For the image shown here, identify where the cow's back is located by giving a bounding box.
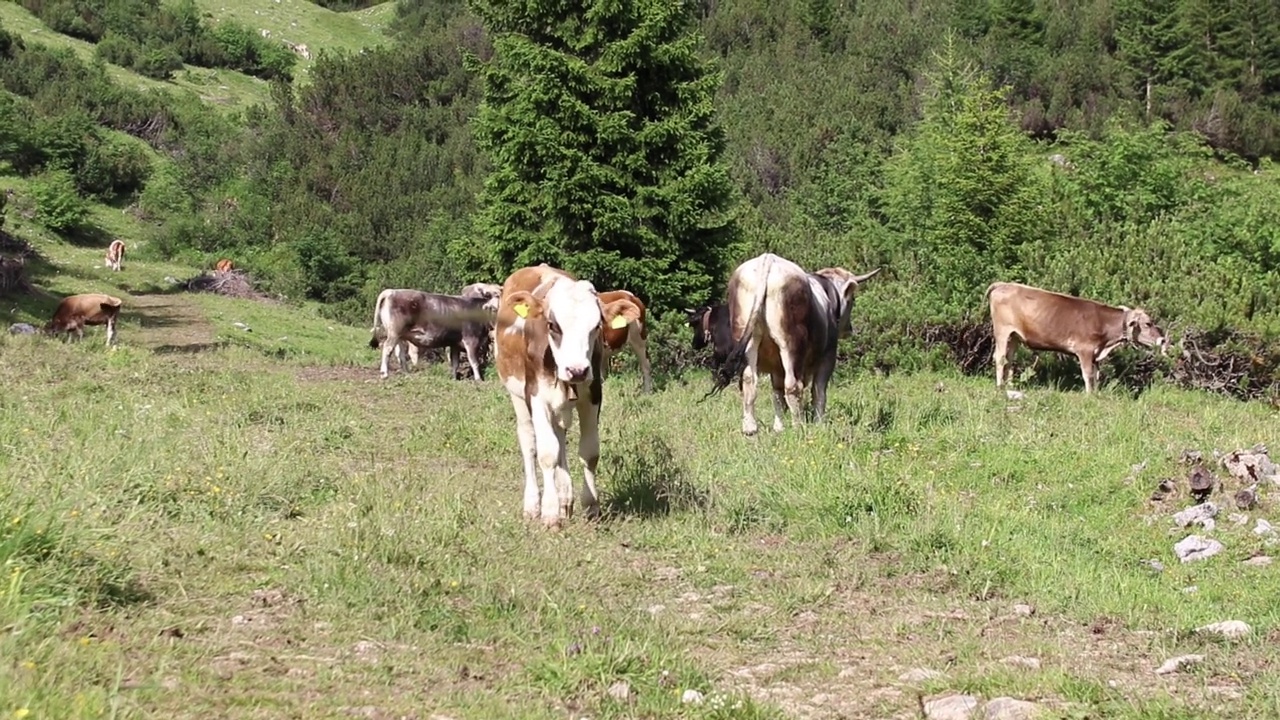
[988,282,1116,351]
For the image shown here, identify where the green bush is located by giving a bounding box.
[94,31,138,68]
[31,169,88,233]
[76,135,153,199]
[137,163,193,220]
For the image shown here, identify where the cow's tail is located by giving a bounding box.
[703,255,773,401]
[369,290,391,349]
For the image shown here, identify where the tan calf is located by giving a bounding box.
[105,240,125,272]
[987,281,1169,393]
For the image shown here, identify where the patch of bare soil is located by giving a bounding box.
[295,365,379,384]
[640,550,1257,720]
[127,293,220,354]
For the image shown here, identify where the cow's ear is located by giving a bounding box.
[506,291,544,322]
[602,299,641,329]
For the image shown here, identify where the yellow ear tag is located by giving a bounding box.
[609,315,629,329]
[513,303,529,318]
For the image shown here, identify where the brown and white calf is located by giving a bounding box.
[708,253,879,435]
[597,289,653,393]
[986,281,1169,393]
[46,293,123,347]
[105,240,125,272]
[215,258,234,273]
[494,265,641,529]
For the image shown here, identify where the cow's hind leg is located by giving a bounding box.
[769,370,787,433]
[511,395,541,520]
[777,348,805,430]
[575,393,602,521]
[106,316,117,347]
[994,331,1020,387]
[379,338,396,378]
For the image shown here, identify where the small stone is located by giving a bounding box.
[1228,513,1250,526]
[1234,487,1258,510]
[681,689,704,705]
[984,697,1042,720]
[897,668,944,683]
[231,615,248,625]
[923,694,980,720]
[1173,502,1218,528]
[1254,519,1274,536]
[607,681,631,702]
[1001,655,1041,670]
[1142,558,1166,573]
[1155,654,1204,675]
[1174,535,1224,563]
[1243,555,1273,566]
[1012,603,1035,616]
[1005,390,1024,401]
[1182,586,1198,594]
[1196,620,1251,640]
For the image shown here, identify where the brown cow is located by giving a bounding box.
[708,253,879,435]
[597,289,653,393]
[105,240,125,272]
[215,258,234,273]
[46,293,123,347]
[494,265,641,529]
[986,281,1169,393]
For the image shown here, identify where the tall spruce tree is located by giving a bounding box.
[464,0,741,312]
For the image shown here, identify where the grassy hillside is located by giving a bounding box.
[4,189,1280,719]
[0,0,394,111]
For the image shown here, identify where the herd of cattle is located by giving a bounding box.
[367,252,1170,528]
[13,244,1172,530]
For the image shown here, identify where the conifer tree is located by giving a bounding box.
[464,0,741,311]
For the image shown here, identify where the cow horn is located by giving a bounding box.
[852,268,881,284]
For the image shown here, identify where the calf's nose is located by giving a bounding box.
[563,364,591,382]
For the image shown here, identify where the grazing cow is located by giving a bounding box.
[494,265,641,529]
[986,281,1170,393]
[598,289,653,393]
[105,240,125,272]
[685,304,733,370]
[46,293,123,347]
[215,258,234,273]
[369,289,493,380]
[708,253,880,435]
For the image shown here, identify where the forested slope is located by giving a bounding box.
[3,0,1280,387]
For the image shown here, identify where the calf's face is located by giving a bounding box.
[509,281,640,384]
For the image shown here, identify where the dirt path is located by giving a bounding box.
[125,291,222,354]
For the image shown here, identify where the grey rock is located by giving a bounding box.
[1243,555,1273,567]
[984,697,1043,720]
[1012,603,1036,616]
[1196,620,1251,640]
[923,695,980,720]
[1173,502,1218,529]
[1154,654,1204,675]
[1174,535,1224,563]
[1005,390,1025,401]
[7,322,36,335]
[1254,519,1274,536]
[607,680,632,702]
[680,689,704,705]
